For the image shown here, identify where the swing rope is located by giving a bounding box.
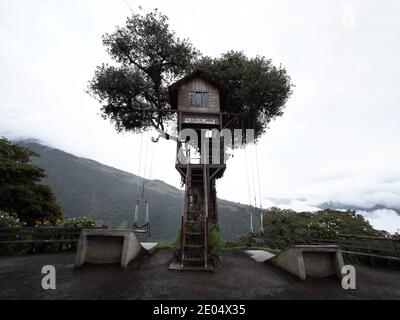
[243,118,265,234]
[249,142,257,213]
[254,142,264,233]
[243,119,254,233]
[133,132,144,226]
[133,127,153,235]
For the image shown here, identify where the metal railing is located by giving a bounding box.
[0,226,107,248]
[311,235,400,262]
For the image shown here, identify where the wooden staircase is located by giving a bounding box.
[180,164,210,269]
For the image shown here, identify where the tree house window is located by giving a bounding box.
[189,91,209,107]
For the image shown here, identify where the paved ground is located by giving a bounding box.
[1,249,399,300]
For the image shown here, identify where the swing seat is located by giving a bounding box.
[133,228,148,234]
[133,229,148,234]
[133,200,150,235]
[133,223,150,235]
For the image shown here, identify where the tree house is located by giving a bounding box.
[169,71,231,270]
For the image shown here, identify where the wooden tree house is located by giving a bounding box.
[168,71,238,270]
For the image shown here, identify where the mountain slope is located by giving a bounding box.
[18,140,256,241]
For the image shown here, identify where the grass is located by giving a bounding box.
[156,241,175,250]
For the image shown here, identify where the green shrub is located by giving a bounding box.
[0,211,26,254]
[63,216,96,228]
[257,207,386,250]
[168,224,225,258]
[0,210,25,227]
[170,228,181,249]
[227,207,391,251]
[208,225,224,257]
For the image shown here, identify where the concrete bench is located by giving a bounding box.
[75,229,143,269]
[269,245,344,281]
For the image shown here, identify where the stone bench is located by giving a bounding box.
[75,229,143,269]
[269,245,344,281]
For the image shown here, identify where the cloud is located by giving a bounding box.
[358,209,400,234]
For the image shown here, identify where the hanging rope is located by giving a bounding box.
[145,137,155,201]
[132,129,152,236]
[133,132,144,226]
[243,119,254,233]
[254,142,264,233]
[122,0,134,14]
[145,201,149,224]
[134,202,139,225]
[139,135,149,204]
[248,145,258,234]
[142,134,149,184]
[149,137,155,180]
[254,143,262,209]
[136,133,144,202]
[249,142,258,212]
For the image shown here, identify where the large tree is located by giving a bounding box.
[0,138,62,225]
[192,52,292,140]
[88,9,293,143]
[89,9,198,134]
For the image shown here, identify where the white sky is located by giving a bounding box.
[1,0,400,233]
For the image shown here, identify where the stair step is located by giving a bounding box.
[186,210,204,214]
[183,257,205,263]
[185,220,204,225]
[184,244,204,248]
[187,189,202,193]
[185,232,204,236]
[186,217,202,221]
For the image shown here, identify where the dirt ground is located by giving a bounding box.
[1,249,399,300]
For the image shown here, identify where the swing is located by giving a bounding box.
[132,129,154,237]
[133,199,150,235]
[243,118,264,234]
[133,167,151,236]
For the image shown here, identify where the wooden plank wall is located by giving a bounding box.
[177,78,220,113]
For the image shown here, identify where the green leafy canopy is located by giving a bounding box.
[0,138,62,225]
[88,9,294,143]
